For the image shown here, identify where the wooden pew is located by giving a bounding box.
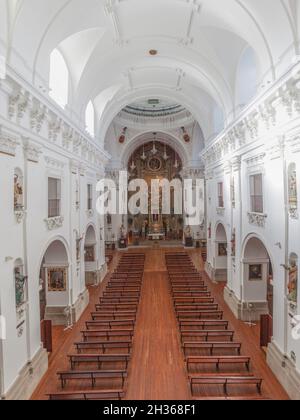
[99,297,139,304]
[103,291,140,298]
[172,287,208,293]
[179,320,229,331]
[48,390,124,400]
[177,310,223,320]
[91,311,137,321]
[181,330,235,343]
[186,356,251,373]
[174,298,215,305]
[95,303,138,311]
[57,370,127,389]
[81,329,134,342]
[68,354,131,370]
[74,340,132,354]
[189,375,263,397]
[182,342,242,356]
[86,320,136,330]
[175,304,219,311]
[173,292,210,298]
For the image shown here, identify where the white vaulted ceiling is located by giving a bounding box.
[1,0,299,143]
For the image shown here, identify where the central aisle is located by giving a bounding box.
[126,249,190,400]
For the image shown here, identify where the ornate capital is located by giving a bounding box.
[23,139,42,163]
[0,127,20,156]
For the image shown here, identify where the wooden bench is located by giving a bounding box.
[48,390,124,400]
[189,375,263,397]
[175,304,219,312]
[74,340,132,354]
[183,342,242,356]
[181,330,235,343]
[81,329,134,341]
[179,320,229,330]
[86,320,136,330]
[57,369,127,389]
[172,285,207,293]
[91,311,137,321]
[177,311,223,320]
[186,356,251,373]
[174,292,211,299]
[95,303,138,311]
[106,285,141,291]
[103,291,140,298]
[99,297,139,304]
[173,292,211,298]
[68,354,131,370]
[174,298,215,305]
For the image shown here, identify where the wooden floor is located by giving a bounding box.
[32,247,289,400]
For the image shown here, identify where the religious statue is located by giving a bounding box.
[184,225,192,239]
[120,224,127,239]
[15,268,27,307]
[287,264,298,303]
[14,175,23,210]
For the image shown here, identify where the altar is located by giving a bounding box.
[148,233,164,241]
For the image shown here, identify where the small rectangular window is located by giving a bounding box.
[250,174,263,213]
[218,182,224,208]
[87,184,93,210]
[48,178,61,218]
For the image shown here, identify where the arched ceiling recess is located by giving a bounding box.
[98,87,223,144]
[118,131,191,168]
[1,0,299,143]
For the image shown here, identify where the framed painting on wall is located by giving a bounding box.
[47,268,67,292]
[249,264,263,281]
[85,246,95,262]
[218,243,227,257]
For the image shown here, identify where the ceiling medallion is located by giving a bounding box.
[149,49,158,56]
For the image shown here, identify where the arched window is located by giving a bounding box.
[236,46,257,110]
[288,163,298,218]
[85,101,95,137]
[49,49,69,108]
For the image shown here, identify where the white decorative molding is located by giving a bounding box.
[0,129,20,156]
[15,209,26,224]
[289,208,299,220]
[248,212,267,227]
[86,209,94,218]
[245,153,266,167]
[44,216,64,231]
[216,207,225,216]
[44,156,65,170]
[23,139,42,163]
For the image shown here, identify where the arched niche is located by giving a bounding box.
[242,236,273,321]
[214,223,228,282]
[39,239,69,325]
[84,225,97,286]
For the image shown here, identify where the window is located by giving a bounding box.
[87,184,93,210]
[217,182,224,208]
[49,49,69,108]
[48,178,61,218]
[250,174,263,213]
[85,101,95,137]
